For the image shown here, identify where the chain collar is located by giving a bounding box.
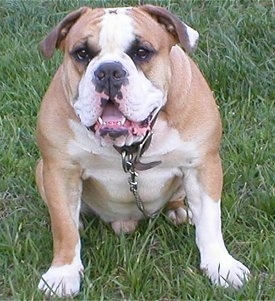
[113,109,162,218]
[119,130,160,218]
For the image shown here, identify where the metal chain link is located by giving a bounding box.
[121,149,158,218]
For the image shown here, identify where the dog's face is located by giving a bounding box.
[40,6,198,147]
[72,8,171,147]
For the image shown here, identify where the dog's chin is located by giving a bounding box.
[98,132,144,147]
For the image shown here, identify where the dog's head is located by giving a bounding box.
[40,5,199,147]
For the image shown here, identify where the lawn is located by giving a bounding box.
[0,0,274,300]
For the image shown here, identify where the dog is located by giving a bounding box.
[36,5,250,297]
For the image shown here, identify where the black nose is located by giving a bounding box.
[94,62,127,81]
[93,62,128,100]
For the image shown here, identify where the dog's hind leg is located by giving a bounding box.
[166,192,193,225]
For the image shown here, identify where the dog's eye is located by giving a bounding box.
[127,40,156,64]
[74,48,91,62]
[134,47,151,60]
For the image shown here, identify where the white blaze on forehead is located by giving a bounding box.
[99,8,135,53]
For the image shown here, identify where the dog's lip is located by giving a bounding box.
[89,102,156,136]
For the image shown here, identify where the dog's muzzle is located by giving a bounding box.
[89,61,158,142]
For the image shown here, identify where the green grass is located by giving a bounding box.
[0,0,274,300]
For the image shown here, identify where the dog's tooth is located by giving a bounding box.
[98,117,103,125]
[121,117,126,125]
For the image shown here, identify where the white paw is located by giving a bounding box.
[167,207,193,225]
[38,263,84,297]
[201,255,250,288]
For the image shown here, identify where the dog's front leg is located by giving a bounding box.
[36,159,83,297]
[184,153,250,288]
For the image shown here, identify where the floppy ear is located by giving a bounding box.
[39,7,89,59]
[140,5,199,53]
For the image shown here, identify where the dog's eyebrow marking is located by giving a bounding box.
[99,8,135,53]
[108,9,117,14]
[71,40,100,57]
[126,38,156,64]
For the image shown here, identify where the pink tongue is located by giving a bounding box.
[101,103,124,122]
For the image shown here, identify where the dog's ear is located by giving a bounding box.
[39,7,89,59]
[140,5,199,53]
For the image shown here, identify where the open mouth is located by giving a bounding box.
[90,101,156,140]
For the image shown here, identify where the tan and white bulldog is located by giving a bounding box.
[36,5,250,297]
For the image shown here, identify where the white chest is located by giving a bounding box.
[67,119,200,221]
